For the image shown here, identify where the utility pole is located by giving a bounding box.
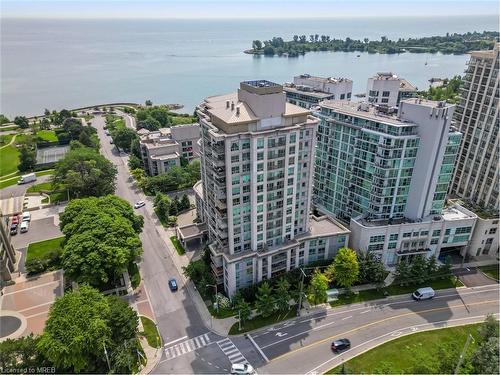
[454,334,474,374]
[103,342,111,371]
[238,310,242,331]
[296,268,306,317]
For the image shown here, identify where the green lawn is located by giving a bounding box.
[479,265,499,281]
[229,309,297,335]
[326,324,482,374]
[170,115,197,125]
[27,237,64,262]
[0,145,19,177]
[208,305,238,319]
[170,236,186,255]
[27,181,53,193]
[139,316,161,348]
[330,289,387,307]
[36,130,58,142]
[0,134,14,146]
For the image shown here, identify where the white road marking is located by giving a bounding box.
[342,315,352,320]
[164,336,187,346]
[248,333,269,362]
[313,321,336,331]
[217,338,250,365]
[275,332,288,337]
[163,333,213,361]
[360,310,371,314]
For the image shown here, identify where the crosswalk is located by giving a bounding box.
[164,333,212,360]
[217,338,249,365]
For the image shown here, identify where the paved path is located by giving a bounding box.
[454,266,498,287]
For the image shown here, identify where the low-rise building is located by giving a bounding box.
[349,204,477,265]
[367,72,417,107]
[139,123,200,176]
[284,74,352,108]
[0,212,17,282]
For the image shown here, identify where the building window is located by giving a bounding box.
[489,228,497,235]
[389,233,398,241]
[432,230,441,237]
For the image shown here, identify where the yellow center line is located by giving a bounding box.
[271,299,498,362]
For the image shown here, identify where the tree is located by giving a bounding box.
[107,295,139,343]
[128,154,142,170]
[252,40,262,50]
[145,100,153,106]
[357,252,386,285]
[394,260,412,285]
[255,282,275,318]
[130,138,142,159]
[154,194,171,222]
[426,255,439,279]
[180,193,191,211]
[137,116,161,131]
[0,335,48,370]
[0,114,10,125]
[438,255,453,278]
[330,247,359,290]
[38,285,112,372]
[236,298,252,326]
[471,337,499,374]
[274,278,292,312]
[130,167,146,182]
[14,116,29,129]
[307,270,329,305]
[263,46,275,56]
[169,198,178,215]
[61,215,142,287]
[113,127,137,152]
[409,255,427,284]
[18,145,36,172]
[54,147,117,197]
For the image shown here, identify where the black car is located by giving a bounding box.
[331,338,351,352]
[10,223,18,235]
[168,278,178,291]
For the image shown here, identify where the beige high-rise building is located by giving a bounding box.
[451,44,499,211]
[195,80,350,296]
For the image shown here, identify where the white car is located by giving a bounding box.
[20,221,29,233]
[231,363,254,374]
[134,201,146,209]
[22,212,31,222]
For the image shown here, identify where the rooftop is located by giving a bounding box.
[295,74,353,84]
[296,215,350,239]
[283,85,336,99]
[400,79,418,92]
[372,72,399,80]
[320,100,415,127]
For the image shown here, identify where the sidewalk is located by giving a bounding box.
[139,336,162,374]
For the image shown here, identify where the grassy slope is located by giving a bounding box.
[327,324,482,374]
[479,265,499,281]
[36,130,58,142]
[0,144,19,177]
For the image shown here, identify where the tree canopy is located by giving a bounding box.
[60,196,143,288]
[112,127,137,152]
[54,147,117,197]
[327,247,359,289]
[38,285,140,373]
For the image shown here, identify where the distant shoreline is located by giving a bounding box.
[246,31,498,57]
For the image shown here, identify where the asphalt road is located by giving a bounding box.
[250,285,499,374]
[93,115,251,374]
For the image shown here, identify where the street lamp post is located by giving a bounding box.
[206,283,218,313]
[297,268,307,317]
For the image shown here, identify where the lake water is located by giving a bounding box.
[1,16,498,117]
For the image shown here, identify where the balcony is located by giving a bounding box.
[396,248,431,256]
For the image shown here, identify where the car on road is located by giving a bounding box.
[331,338,351,352]
[231,363,254,374]
[20,221,29,233]
[134,201,146,209]
[10,224,18,235]
[22,212,31,222]
[412,287,435,301]
[168,278,178,291]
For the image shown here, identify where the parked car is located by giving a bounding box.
[22,212,31,222]
[20,221,29,233]
[231,363,254,375]
[331,338,351,352]
[168,278,178,291]
[10,224,18,235]
[11,215,19,225]
[134,201,146,209]
[412,287,435,301]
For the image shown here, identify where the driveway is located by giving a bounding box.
[11,208,64,250]
[454,267,498,287]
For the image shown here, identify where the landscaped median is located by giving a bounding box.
[139,316,162,348]
[170,235,186,255]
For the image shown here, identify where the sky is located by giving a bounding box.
[1,0,498,19]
